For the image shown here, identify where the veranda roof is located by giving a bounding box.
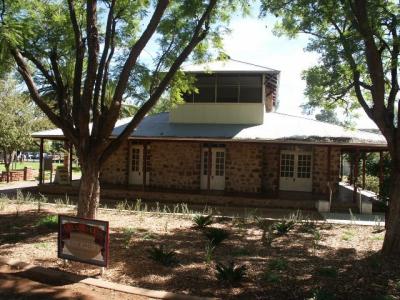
[32,112,387,147]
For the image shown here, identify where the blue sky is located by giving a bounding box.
[220,11,377,129]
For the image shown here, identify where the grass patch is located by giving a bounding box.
[36,215,58,230]
[34,242,50,249]
[341,229,355,241]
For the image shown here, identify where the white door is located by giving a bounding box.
[200,147,226,190]
[279,150,312,192]
[129,145,150,185]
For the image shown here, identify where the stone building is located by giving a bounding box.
[33,59,387,210]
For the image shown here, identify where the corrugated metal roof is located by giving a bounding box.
[181,59,279,73]
[32,112,387,146]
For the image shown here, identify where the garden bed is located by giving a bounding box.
[0,198,399,299]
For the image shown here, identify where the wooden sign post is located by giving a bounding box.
[58,215,109,268]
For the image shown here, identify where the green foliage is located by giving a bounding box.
[268,258,288,271]
[272,220,295,235]
[0,79,34,170]
[215,261,246,284]
[260,0,399,130]
[192,214,213,229]
[205,242,215,264]
[122,227,136,249]
[147,245,177,267]
[36,215,58,230]
[204,227,229,246]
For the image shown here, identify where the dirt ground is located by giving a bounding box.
[0,200,399,300]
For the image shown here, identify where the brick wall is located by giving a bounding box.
[312,146,341,194]
[0,168,35,182]
[99,139,342,196]
[100,140,129,185]
[262,144,280,193]
[149,141,201,189]
[225,143,263,193]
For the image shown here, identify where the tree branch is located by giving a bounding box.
[80,0,99,142]
[20,50,56,89]
[11,48,77,145]
[101,0,217,162]
[92,0,115,137]
[67,0,85,129]
[100,0,170,137]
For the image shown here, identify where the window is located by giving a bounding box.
[131,148,140,172]
[215,151,225,176]
[203,151,209,176]
[280,154,294,178]
[145,148,151,172]
[239,75,262,103]
[183,73,263,103]
[297,154,312,178]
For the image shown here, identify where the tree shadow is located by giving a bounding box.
[0,210,58,246]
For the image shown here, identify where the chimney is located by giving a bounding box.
[265,88,274,112]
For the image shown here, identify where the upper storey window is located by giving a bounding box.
[183,74,262,103]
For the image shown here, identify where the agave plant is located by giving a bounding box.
[272,220,295,235]
[204,227,229,246]
[215,261,246,284]
[192,214,213,229]
[147,245,177,267]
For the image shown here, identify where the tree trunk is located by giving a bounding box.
[77,161,100,219]
[382,168,400,256]
[3,149,13,183]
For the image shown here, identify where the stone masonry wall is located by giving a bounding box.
[262,144,280,193]
[150,141,201,190]
[312,146,341,194]
[225,143,263,193]
[100,140,129,185]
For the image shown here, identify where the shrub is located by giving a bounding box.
[215,261,246,284]
[268,258,288,271]
[272,220,295,235]
[299,218,318,233]
[315,266,338,278]
[255,217,275,247]
[147,245,176,266]
[205,242,215,264]
[37,215,58,230]
[192,214,213,229]
[122,227,136,249]
[204,228,229,246]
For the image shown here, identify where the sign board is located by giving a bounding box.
[58,215,109,267]
[54,167,70,185]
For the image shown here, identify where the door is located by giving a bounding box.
[211,148,225,190]
[200,147,226,190]
[129,144,150,185]
[279,149,312,192]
